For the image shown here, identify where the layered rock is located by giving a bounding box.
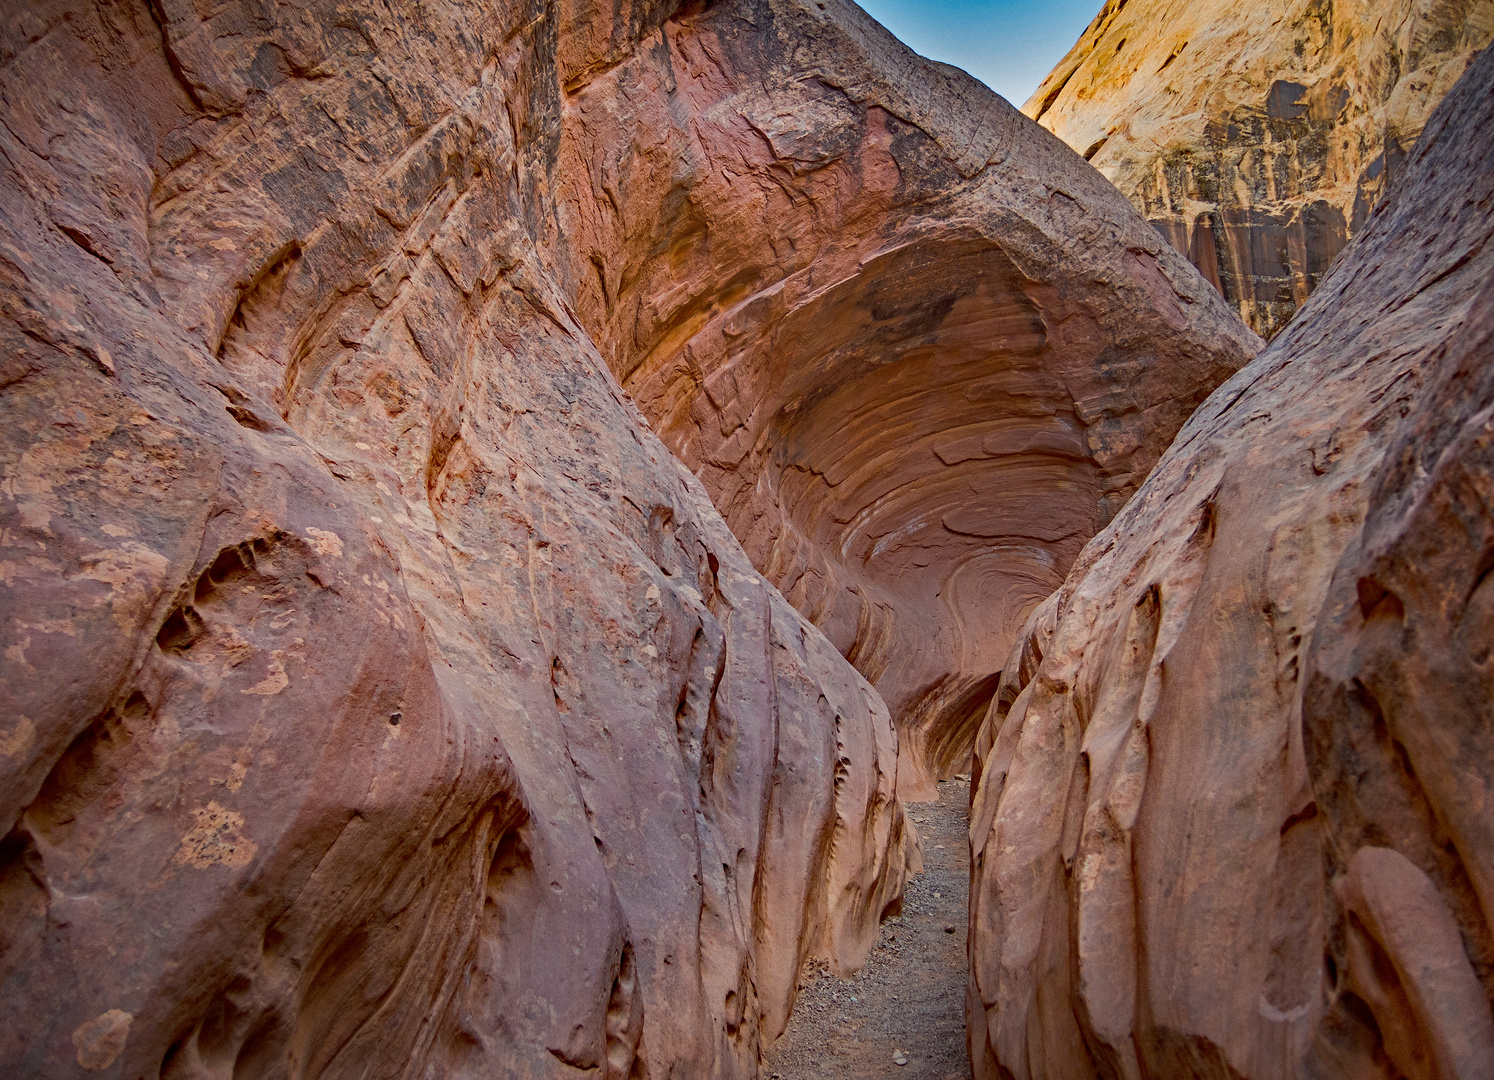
[1025,0,1494,338]
[0,2,917,1076]
[548,0,1259,795]
[971,45,1494,1079]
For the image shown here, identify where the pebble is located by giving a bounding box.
[892,1049,908,1066]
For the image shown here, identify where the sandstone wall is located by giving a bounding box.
[547,0,1259,795]
[1025,0,1494,339]
[0,2,916,1076]
[972,44,1494,1079]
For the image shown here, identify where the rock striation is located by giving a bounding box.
[549,0,1259,796]
[0,1,920,1076]
[1025,0,1494,339]
[972,44,1494,1080]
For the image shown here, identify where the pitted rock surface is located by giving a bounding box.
[1026,0,1494,339]
[0,2,918,1077]
[550,0,1258,796]
[971,46,1494,1080]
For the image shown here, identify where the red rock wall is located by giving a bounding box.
[970,45,1494,1079]
[0,2,915,1076]
[546,0,1260,796]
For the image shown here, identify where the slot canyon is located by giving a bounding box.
[0,1,1490,1079]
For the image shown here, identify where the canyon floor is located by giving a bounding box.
[763,778,972,1080]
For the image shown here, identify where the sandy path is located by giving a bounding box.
[762,777,972,1079]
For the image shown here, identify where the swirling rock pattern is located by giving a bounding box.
[971,46,1494,1080]
[1026,0,1494,339]
[0,1,916,1076]
[549,0,1259,796]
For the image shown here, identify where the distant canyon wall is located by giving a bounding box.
[1026,0,1494,338]
[549,0,1258,796]
[972,44,1494,1080]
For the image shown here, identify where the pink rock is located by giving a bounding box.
[550,1,1257,798]
[0,2,917,1075]
[970,45,1494,1080]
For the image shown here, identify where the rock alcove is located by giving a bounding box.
[551,0,1256,796]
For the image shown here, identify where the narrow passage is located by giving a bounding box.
[763,777,972,1079]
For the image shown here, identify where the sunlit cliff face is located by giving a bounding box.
[1023,0,1494,338]
[550,0,1258,794]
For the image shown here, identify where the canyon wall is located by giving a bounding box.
[547,0,1259,795]
[0,2,919,1077]
[1025,0,1494,339]
[971,44,1494,1080]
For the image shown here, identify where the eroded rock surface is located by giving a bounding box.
[971,45,1494,1079]
[0,2,916,1076]
[1025,0,1494,338]
[549,0,1259,795]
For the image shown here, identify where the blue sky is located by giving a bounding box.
[855,0,1102,107]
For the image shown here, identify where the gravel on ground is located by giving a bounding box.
[760,777,972,1079]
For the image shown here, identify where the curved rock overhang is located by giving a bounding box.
[546,0,1261,795]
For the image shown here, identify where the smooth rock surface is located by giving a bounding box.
[550,0,1259,795]
[1025,0,1494,338]
[972,45,1494,1079]
[0,2,916,1077]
